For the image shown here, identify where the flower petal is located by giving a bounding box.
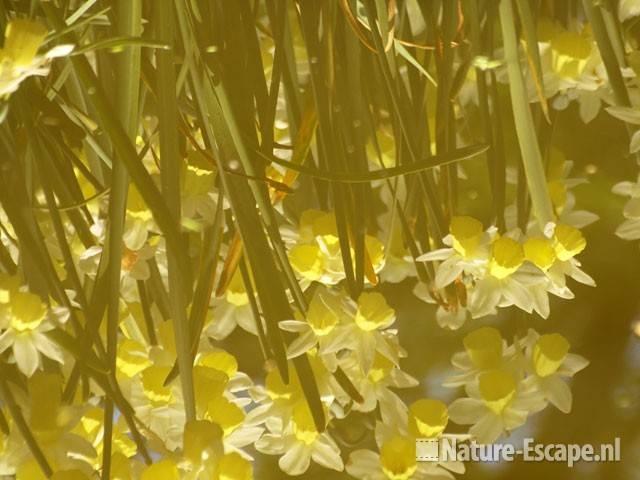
[13,335,39,376]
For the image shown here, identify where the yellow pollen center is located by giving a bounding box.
[380,436,417,480]
[533,333,570,377]
[355,292,394,332]
[292,402,319,445]
[450,216,483,257]
[463,327,503,369]
[554,224,586,261]
[307,290,339,336]
[408,398,449,438]
[479,370,517,414]
[524,237,556,270]
[489,237,524,279]
[367,353,395,383]
[9,291,46,333]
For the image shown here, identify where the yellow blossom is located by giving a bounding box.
[367,353,395,383]
[524,237,556,270]
[140,459,179,480]
[289,244,324,281]
[183,420,223,466]
[206,396,245,437]
[354,292,394,332]
[215,452,253,480]
[489,236,524,279]
[116,338,151,378]
[533,333,570,377]
[463,326,503,369]
[408,399,448,438]
[450,216,483,257]
[199,350,238,379]
[141,365,173,405]
[554,224,586,261]
[292,402,319,445]
[479,370,517,414]
[380,435,417,480]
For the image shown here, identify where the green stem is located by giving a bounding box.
[156,0,196,422]
[0,379,52,478]
[499,0,554,227]
[103,2,142,476]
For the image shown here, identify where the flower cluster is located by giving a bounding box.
[0,7,606,480]
[447,327,588,444]
[414,216,593,328]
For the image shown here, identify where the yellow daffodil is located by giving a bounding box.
[408,399,449,438]
[0,291,64,376]
[0,20,73,98]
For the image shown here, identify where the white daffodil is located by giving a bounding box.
[180,149,221,224]
[0,19,73,98]
[346,414,464,480]
[466,235,544,319]
[376,186,417,284]
[619,0,640,21]
[521,330,589,413]
[337,351,418,425]
[612,174,640,240]
[547,158,599,228]
[78,217,156,302]
[278,284,354,359]
[412,282,468,330]
[246,358,335,435]
[0,290,66,376]
[255,402,344,476]
[207,268,257,340]
[448,368,546,444]
[416,216,493,291]
[323,291,400,373]
[282,209,385,287]
[542,222,595,290]
[443,326,519,388]
[282,289,400,373]
[123,184,157,252]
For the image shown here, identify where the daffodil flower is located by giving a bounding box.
[72,407,137,470]
[0,20,73,99]
[181,149,223,224]
[612,174,640,240]
[346,417,465,480]
[78,217,156,302]
[504,155,598,232]
[619,0,640,21]
[207,268,257,340]
[416,216,493,291]
[178,420,225,479]
[412,282,469,330]
[542,222,595,290]
[255,402,344,476]
[283,209,385,287]
[376,188,417,284]
[338,351,418,426]
[443,326,519,388]
[448,369,546,444]
[278,284,353,358]
[10,373,97,474]
[281,289,400,373]
[521,330,589,413]
[0,290,66,377]
[466,235,545,319]
[246,357,335,434]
